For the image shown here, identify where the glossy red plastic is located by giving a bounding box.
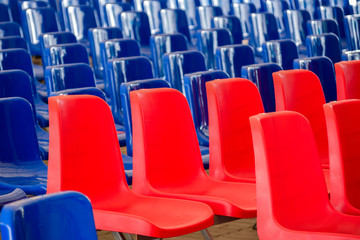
[273,69,329,168]
[131,88,257,218]
[335,60,360,100]
[324,99,360,215]
[206,78,264,183]
[250,111,360,239]
[47,95,214,238]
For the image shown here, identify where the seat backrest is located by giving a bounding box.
[0,191,97,240]
[160,9,191,42]
[317,6,345,39]
[241,63,283,112]
[232,3,256,39]
[0,3,12,22]
[212,16,243,44]
[20,1,49,11]
[307,19,340,39]
[206,78,264,180]
[262,39,299,70]
[131,88,207,190]
[48,43,89,67]
[294,56,337,102]
[163,50,207,93]
[250,111,330,233]
[283,9,311,46]
[120,79,170,156]
[59,0,91,31]
[99,0,131,27]
[212,0,232,15]
[344,15,360,51]
[143,0,162,35]
[121,11,151,45]
[297,0,320,18]
[324,99,360,213]
[216,44,255,78]
[45,63,96,96]
[196,5,223,30]
[104,2,132,28]
[265,0,289,35]
[0,36,28,51]
[0,22,22,38]
[342,49,360,60]
[335,60,360,100]
[306,33,341,64]
[48,95,130,200]
[273,69,328,166]
[167,0,198,29]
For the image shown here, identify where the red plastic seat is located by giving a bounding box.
[335,60,360,100]
[47,95,214,238]
[206,78,264,183]
[250,111,360,239]
[324,99,360,215]
[130,88,257,219]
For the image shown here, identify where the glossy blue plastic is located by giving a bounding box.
[143,0,162,35]
[120,79,170,156]
[49,87,106,98]
[0,191,97,240]
[265,0,289,35]
[19,1,49,10]
[262,39,299,70]
[134,0,167,11]
[250,13,280,54]
[167,0,198,30]
[0,189,26,208]
[88,27,123,78]
[98,0,131,27]
[0,36,28,51]
[232,3,256,40]
[196,6,223,30]
[47,43,90,67]
[342,49,360,60]
[317,6,345,39]
[211,0,232,15]
[0,22,22,37]
[306,33,341,64]
[298,0,320,18]
[329,0,351,14]
[163,50,207,93]
[150,33,188,78]
[294,56,337,102]
[59,0,91,31]
[107,56,153,125]
[307,19,340,39]
[184,70,229,147]
[211,16,243,44]
[0,3,11,22]
[0,0,20,23]
[344,15,360,51]
[215,44,255,78]
[160,8,191,42]
[121,11,151,45]
[283,9,311,46]
[241,63,283,112]
[0,97,47,195]
[197,28,232,70]
[104,2,132,28]
[20,7,60,55]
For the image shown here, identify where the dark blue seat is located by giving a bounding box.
[241,63,283,112]
[0,97,47,195]
[98,0,131,27]
[262,39,299,70]
[121,11,151,46]
[184,70,229,148]
[0,36,28,50]
[298,0,320,18]
[211,0,232,15]
[167,0,198,31]
[293,56,337,102]
[0,3,12,22]
[344,14,360,51]
[0,22,22,38]
[160,8,192,42]
[143,0,163,35]
[103,2,132,28]
[342,49,360,60]
[196,5,223,30]
[265,0,289,36]
[232,2,256,40]
[317,6,345,39]
[134,0,167,11]
[0,191,97,240]
[211,16,243,44]
[59,0,92,31]
[0,0,20,23]
[163,50,207,93]
[283,9,311,47]
[19,1,49,11]
[306,33,341,63]
[0,189,26,208]
[197,28,232,69]
[88,27,123,78]
[150,33,188,78]
[307,19,340,39]
[46,43,90,67]
[215,44,255,78]
[329,0,351,15]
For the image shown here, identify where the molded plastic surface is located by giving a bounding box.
[160,9,191,42]
[99,1,131,27]
[307,19,340,38]
[317,6,345,39]
[0,3,11,22]
[207,78,264,183]
[0,22,22,37]
[121,11,151,45]
[196,5,223,30]
[344,15,360,50]
[104,2,132,28]
[232,3,256,39]
[335,60,360,100]
[283,10,311,46]
[47,94,214,238]
[0,36,28,51]
[47,43,90,67]
[306,33,341,64]
[212,16,243,44]
[265,0,289,35]
[342,50,360,60]
[0,189,26,207]
[59,0,92,31]
[262,39,299,70]
[143,0,162,35]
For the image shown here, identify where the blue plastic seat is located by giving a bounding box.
[0,97,47,195]
[134,0,167,11]
[46,43,90,67]
[0,191,97,240]
[211,16,243,44]
[211,0,232,15]
[150,33,188,78]
[163,50,207,93]
[88,27,123,78]
[0,36,28,51]
[232,3,256,40]
[265,0,289,36]
[283,9,311,47]
[20,7,60,56]
[306,33,341,63]
[0,0,19,23]
[196,5,223,30]
[143,0,163,35]
[0,189,26,208]
[298,0,320,18]
[215,44,255,78]
[329,0,352,14]
[0,3,12,22]
[294,56,337,102]
[307,19,340,39]
[184,70,229,147]
[59,0,91,31]
[104,2,132,28]
[344,14,360,51]
[250,13,280,54]
[98,0,131,27]
[19,1,49,11]
[0,22,22,38]
[342,49,360,60]
[121,11,151,46]
[317,6,345,39]
[160,8,192,42]
[262,39,299,70]
[167,0,198,31]
[241,63,283,112]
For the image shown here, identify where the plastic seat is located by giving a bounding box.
[283,9,311,47]
[167,0,198,31]
[150,33,188,78]
[344,15,360,51]
[329,0,352,14]
[250,110,360,240]
[0,22,22,38]
[143,0,162,35]
[342,50,360,60]
[250,13,280,54]
[104,2,132,28]
[163,50,207,93]
[197,28,232,69]
[211,16,243,44]
[99,0,131,27]
[232,3,256,40]
[211,0,231,15]
[262,39,299,70]
[265,0,289,36]
[196,6,223,30]
[240,0,264,12]
[307,19,340,39]
[121,11,151,46]
[88,27,123,78]
[47,94,214,238]
[0,3,12,22]
[0,36,28,51]
[130,88,257,218]
[59,0,91,31]
[0,191,97,240]
[46,43,90,67]
[0,189,27,208]
[215,44,255,78]
[294,56,337,102]
[19,1,49,11]
[306,33,342,64]
[298,0,320,18]
[206,78,264,183]
[317,6,345,39]
[160,9,192,42]
[334,60,360,100]
[241,63,283,112]
[324,99,360,215]
[134,0,167,11]
[273,69,329,168]
[0,97,47,195]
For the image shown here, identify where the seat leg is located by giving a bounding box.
[253,222,257,230]
[201,229,214,240]
[136,235,162,240]
[112,232,128,240]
